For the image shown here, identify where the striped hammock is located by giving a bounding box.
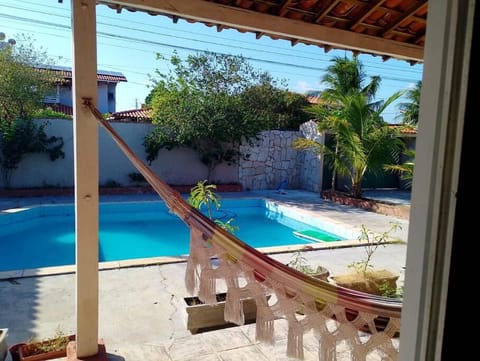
[86,100,402,360]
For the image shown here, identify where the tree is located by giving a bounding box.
[384,148,415,189]
[144,52,309,180]
[396,80,421,125]
[0,35,53,120]
[239,83,310,131]
[305,56,381,191]
[321,55,380,101]
[0,35,64,187]
[293,56,405,198]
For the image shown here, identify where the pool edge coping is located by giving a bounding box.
[0,238,401,280]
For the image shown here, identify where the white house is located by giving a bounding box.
[38,65,127,115]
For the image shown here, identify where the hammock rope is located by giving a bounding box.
[84,99,402,360]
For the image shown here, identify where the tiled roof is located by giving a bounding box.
[389,124,417,135]
[36,65,127,83]
[107,108,153,122]
[104,0,427,63]
[306,95,322,105]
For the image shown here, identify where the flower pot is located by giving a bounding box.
[331,269,399,296]
[184,293,264,334]
[0,329,8,361]
[17,335,75,361]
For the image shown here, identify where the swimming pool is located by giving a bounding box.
[0,198,346,272]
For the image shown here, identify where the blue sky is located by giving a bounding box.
[0,0,423,123]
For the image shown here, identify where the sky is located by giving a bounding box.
[0,0,424,123]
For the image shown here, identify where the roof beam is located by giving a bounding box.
[98,0,423,61]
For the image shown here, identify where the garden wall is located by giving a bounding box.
[0,119,324,192]
[238,121,323,191]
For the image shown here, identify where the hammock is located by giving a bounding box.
[85,100,402,360]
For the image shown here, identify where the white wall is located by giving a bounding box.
[0,119,237,189]
[1,119,321,190]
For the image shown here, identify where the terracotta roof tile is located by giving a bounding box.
[107,108,153,122]
[36,65,127,83]
[389,124,417,135]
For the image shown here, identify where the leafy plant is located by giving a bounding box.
[384,148,415,189]
[144,51,309,180]
[23,329,73,356]
[396,80,422,125]
[348,222,402,275]
[188,180,239,234]
[0,118,64,187]
[378,281,404,298]
[0,35,65,187]
[287,250,329,278]
[0,34,56,120]
[32,107,72,120]
[292,56,405,198]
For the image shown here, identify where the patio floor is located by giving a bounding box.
[0,190,409,360]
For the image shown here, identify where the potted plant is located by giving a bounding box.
[184,180,245,333]
[286,249,330,281]
[10,330,75,361]
[331,223,402,296]
[188,180,239,233]
[0,329,7,361]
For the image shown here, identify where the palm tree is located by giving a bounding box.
[304,56,377,191]
[384,148,415,189]
[293,56,405,198]
[397,80,422,125]
[321,55,380,101]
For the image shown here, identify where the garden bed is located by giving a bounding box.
[321,190,410,219]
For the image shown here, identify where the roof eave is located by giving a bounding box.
[98,0,424,62]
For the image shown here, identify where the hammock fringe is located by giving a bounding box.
[224,288,245,325]
[255,305,275,344]
[287,323,305,360]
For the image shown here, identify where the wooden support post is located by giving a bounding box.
[71,0,99,357]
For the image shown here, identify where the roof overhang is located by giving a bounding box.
[98,0,425,63]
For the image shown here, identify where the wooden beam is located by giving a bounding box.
[98,0,423,61]
[72,0,99,357]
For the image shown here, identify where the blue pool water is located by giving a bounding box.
[0,199,344,271]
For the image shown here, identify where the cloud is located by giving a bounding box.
[292,80,320,94]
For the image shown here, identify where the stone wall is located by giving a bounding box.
[238,130,301,190]
[238,122,323,192]
[298,120,324,193]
